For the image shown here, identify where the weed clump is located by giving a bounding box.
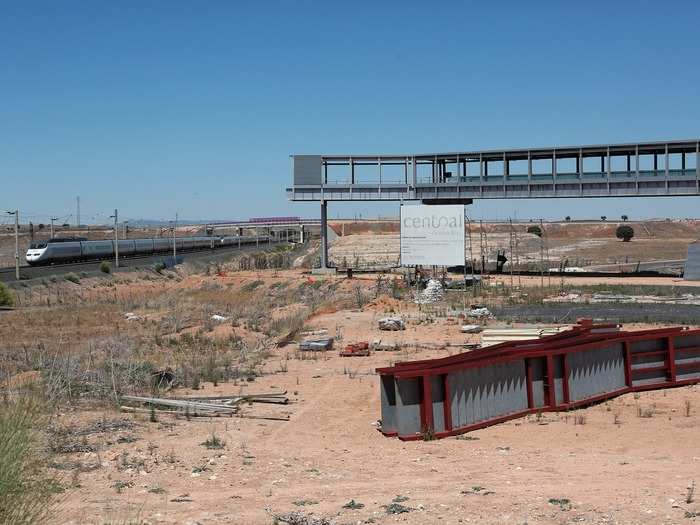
[0,282,15,307]
[99,261,111,274]
[201,432,225,450]
[0,398,61,524]
[64,273,80,284]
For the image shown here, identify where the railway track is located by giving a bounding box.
[0,240,288,283]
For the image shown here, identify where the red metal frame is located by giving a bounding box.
[378,323,700,440]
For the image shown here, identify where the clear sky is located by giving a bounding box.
[2,1,699,225]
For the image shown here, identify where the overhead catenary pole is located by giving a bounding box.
[50,216,58,239]
[111,209,119,268]
[7,210,20,280]
[173,213,178,262]
[76,196,80,229]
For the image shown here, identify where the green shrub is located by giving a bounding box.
[527,225,542,237]
[153,262,166,274]
[241,280,264,293]
[0,398,61,524]
[616,225,634,242]
[0,283,14,307]
[100,261,112,274]
[64,273,80,284]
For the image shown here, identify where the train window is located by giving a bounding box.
[29,242,47,249]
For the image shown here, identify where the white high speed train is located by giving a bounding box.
[25,235,268,266]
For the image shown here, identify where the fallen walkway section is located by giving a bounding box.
[377,321,700,440]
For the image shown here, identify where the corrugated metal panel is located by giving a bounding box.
[684,243,700,281]
[430,376,445,433]
[568,344,625,402]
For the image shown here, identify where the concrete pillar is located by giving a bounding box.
[320,201,328,268]
[300,224,305,244]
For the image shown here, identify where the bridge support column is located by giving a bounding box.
[320,200,329,268]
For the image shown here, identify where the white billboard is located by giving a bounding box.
[400,204,465,266]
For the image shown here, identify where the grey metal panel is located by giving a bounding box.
[380,375,397,435]
[395,378,422,437]
[677,370,700,381]
[133,239,154,253]
[530,358,546,408]
[568,344,626,401]
[675,351,700,366]
[46,242,83,260]
[293,155,323,185]
[430,376,445,433]
[81,240,113,257]
[685,243,700,281]
[117,240,135,256]
[450,361,528,426]
[450,370,460,427]
[630,339,666,353]
[632,368,668,386]
[674,334,700,349]
[153,239,171,251]
[631,354,665,369]
[553,356,565,404]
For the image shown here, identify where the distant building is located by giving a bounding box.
[684,242,700,280]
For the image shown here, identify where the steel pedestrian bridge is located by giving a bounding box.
[288,139,700,203]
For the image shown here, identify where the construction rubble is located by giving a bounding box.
[415,278,444,304]
[378,316,406,331]
[120,392,290,421]
[299,337,334,351]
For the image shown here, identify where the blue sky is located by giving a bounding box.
[1,1,699,225]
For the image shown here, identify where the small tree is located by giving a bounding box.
[565,216,571,222]
[616,225,634,242]
[621,214,629,222]
[527,225,543,237]
[601,216,607,221]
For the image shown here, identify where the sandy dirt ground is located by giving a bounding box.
[54,310,700,524]
[4,263,700,524]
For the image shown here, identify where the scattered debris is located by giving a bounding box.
[481,326,568,346]
[378,317,405,331]
[460,324,483,334]
[300,329,329,337]
[299,337,334,352]
[466,306,493,319]
[340,342,370,357]
[124,312,141,321]
[210,314,229,322]
[371,339,400,351]
[415,278,443,304]
[120,392,290,420]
